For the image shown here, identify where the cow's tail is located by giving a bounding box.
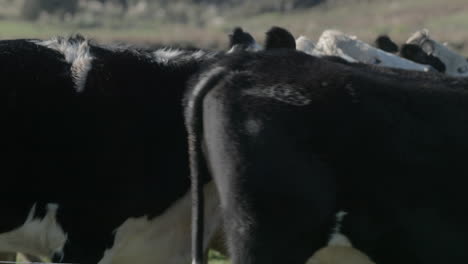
[185,66,227,264]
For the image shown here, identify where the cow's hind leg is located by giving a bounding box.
[203,86,338,264]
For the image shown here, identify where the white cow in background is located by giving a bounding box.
[296,34,358,62]
[296,30,434,72]
[406,29,468,77]
[315,30,433,72]
[295,36,324,57]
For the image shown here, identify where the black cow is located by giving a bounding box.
[0,35,221,264]
[186,49,468,264]
[375,34,446,73]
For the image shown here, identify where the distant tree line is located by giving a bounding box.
[21,0,128,21]
[20,0,324,21]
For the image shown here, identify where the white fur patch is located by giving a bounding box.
[296,36,318,56]
[305,242,375,264]
[151,48,217,65]
[328,210,350,246]
[152,49,185,64]
[0,204,67,259]
[190,50,207,60]
[33,37,94,93]
[227,41,263,53]
[305,210,376,264]
[98,182,221,264]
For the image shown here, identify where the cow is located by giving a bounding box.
[314,29,434,71]
[405,29,468,77]
[399,43,446,73]
[0,35,223,264]
[185,48,468,264]
[373,33,446,73]
[0,25,296,264]
[295,31,439,74]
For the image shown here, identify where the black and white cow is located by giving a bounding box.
[405,29,468,76]
[399,43,446,73]
[185,48,468,264]
[313,30,435,72]
[373,33,446,73]
[0,26,298,264]
[0,35,223,264]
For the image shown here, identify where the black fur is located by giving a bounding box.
[0,37,219,264]
[401,43,446,73]
[375,35,399,53]
[264,26,296,50]
[186,49,468,264]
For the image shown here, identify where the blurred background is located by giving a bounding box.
[1,1,466,263]
[0,0,467,53]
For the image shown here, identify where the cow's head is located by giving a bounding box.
[264,26,296,50]
[400,44,446,73]
[407,29,468,76]
[228,27,262,53]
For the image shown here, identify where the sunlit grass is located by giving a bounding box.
[208,250,230,264]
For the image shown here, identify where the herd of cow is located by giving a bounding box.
[0,25,467,264]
